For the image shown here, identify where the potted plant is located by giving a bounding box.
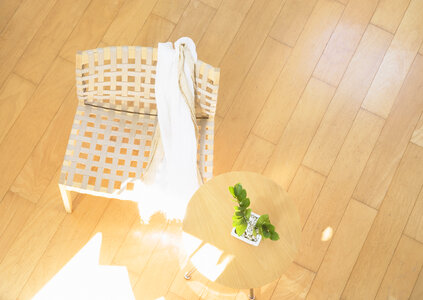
[229,183,279,246]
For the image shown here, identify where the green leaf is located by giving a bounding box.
[262,229,271,238]
[239,189,247,200]
[256,214,269,226]
[270,232,279,241]
[234,184,243,198]
[240,198,250,208]
[234,206,240,211]
[236,222,247,236]
[232,217,244,227]
[245,208,251,220]
[235,211,244,217]
[229,186,235,197]
[253,229,257,237]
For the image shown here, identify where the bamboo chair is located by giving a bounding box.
[59,46,219,213]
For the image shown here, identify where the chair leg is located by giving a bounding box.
[59,184,74,213]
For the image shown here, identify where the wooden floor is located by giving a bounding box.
[1,0,423,298]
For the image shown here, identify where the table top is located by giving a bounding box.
[182,171,301,289]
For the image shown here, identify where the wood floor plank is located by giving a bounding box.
[169,0,216,44]
[269,0,318,47]
[313,0,379,86]
[91,200,139,265]
[342,143,423,299]
[213,38,290,174]
[0,192,35,264]
[0,73,35,144]
[306,199,376,300]
[303,25,392,175]
[411,112,423,147]
[0,0,24,33]
[404,188,423,243]
[59,0,126,62]
[252,0,344,144]
[232,134,275,173]
[133,14,175,47]
[132,222,183,299]
[410,269,423,300]
[200,281,237,300]
[263,77,335,189]
[375,235,423,300]
[196,0,254,66]
[0,57,73,202]
[296,109,384,271]
[361,0,423,118]
[13,0,90,84]
[214,0,286,117]
[287,166,326,228]
[271,263,315,299]
[0,0,57,86]
[10,88,77,203]
[102,0,158,46]
[235,280,278,300]
[201,0,222,8]
[153,0,190,24]
[168,261,207,300]
[112,214,167,275]
[17,195,110,300]
[0,170,66,299]
[354,54,423,208]
[371,0,411,33]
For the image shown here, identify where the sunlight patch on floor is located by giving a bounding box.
[33,233,135,300]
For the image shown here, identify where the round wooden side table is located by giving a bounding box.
[182,171,301,299]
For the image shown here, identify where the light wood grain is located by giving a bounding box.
[354,54,423,208]
[375,235,423,300]
[132,222,184,299]
[0,0,23,33]
[287,166,326,228]
[271,263,315,300]
[303,24,392,175]
[343,143,423,299]
[183,172,301,289]
[59,0,126,62]
[0,58,73,202]
[215,0,286,117]
[361,0,423,118]
[1,0,423,298]
[0,0,57,86]
[153,0,190,23]
[169,0,216,44]
[112,214,167,274]
[410,269,423,300]
[0,170,65,299]
[133,14,175,47]
[252,0,344,144]
[168,261,208,300]
[197,0,254,66]
[313,0,379,86]
[0,192,35,263]
[232,134,275,173]
[102,0,157,45]
[214,38,290,174]
[13,0,90,84]
[371,0,411,33]
[404,188,423,243]
[269,0,318,47]
[297,109,384,271]
[411,112,423,147]
[306,199,376,300]
[263,77,335,189]
[0,74,35,144]
[10,88,77,203]
[17,195,110,300]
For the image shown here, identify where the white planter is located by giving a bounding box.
[231,212,262,246]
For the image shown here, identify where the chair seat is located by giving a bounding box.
[59,104,214,199]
